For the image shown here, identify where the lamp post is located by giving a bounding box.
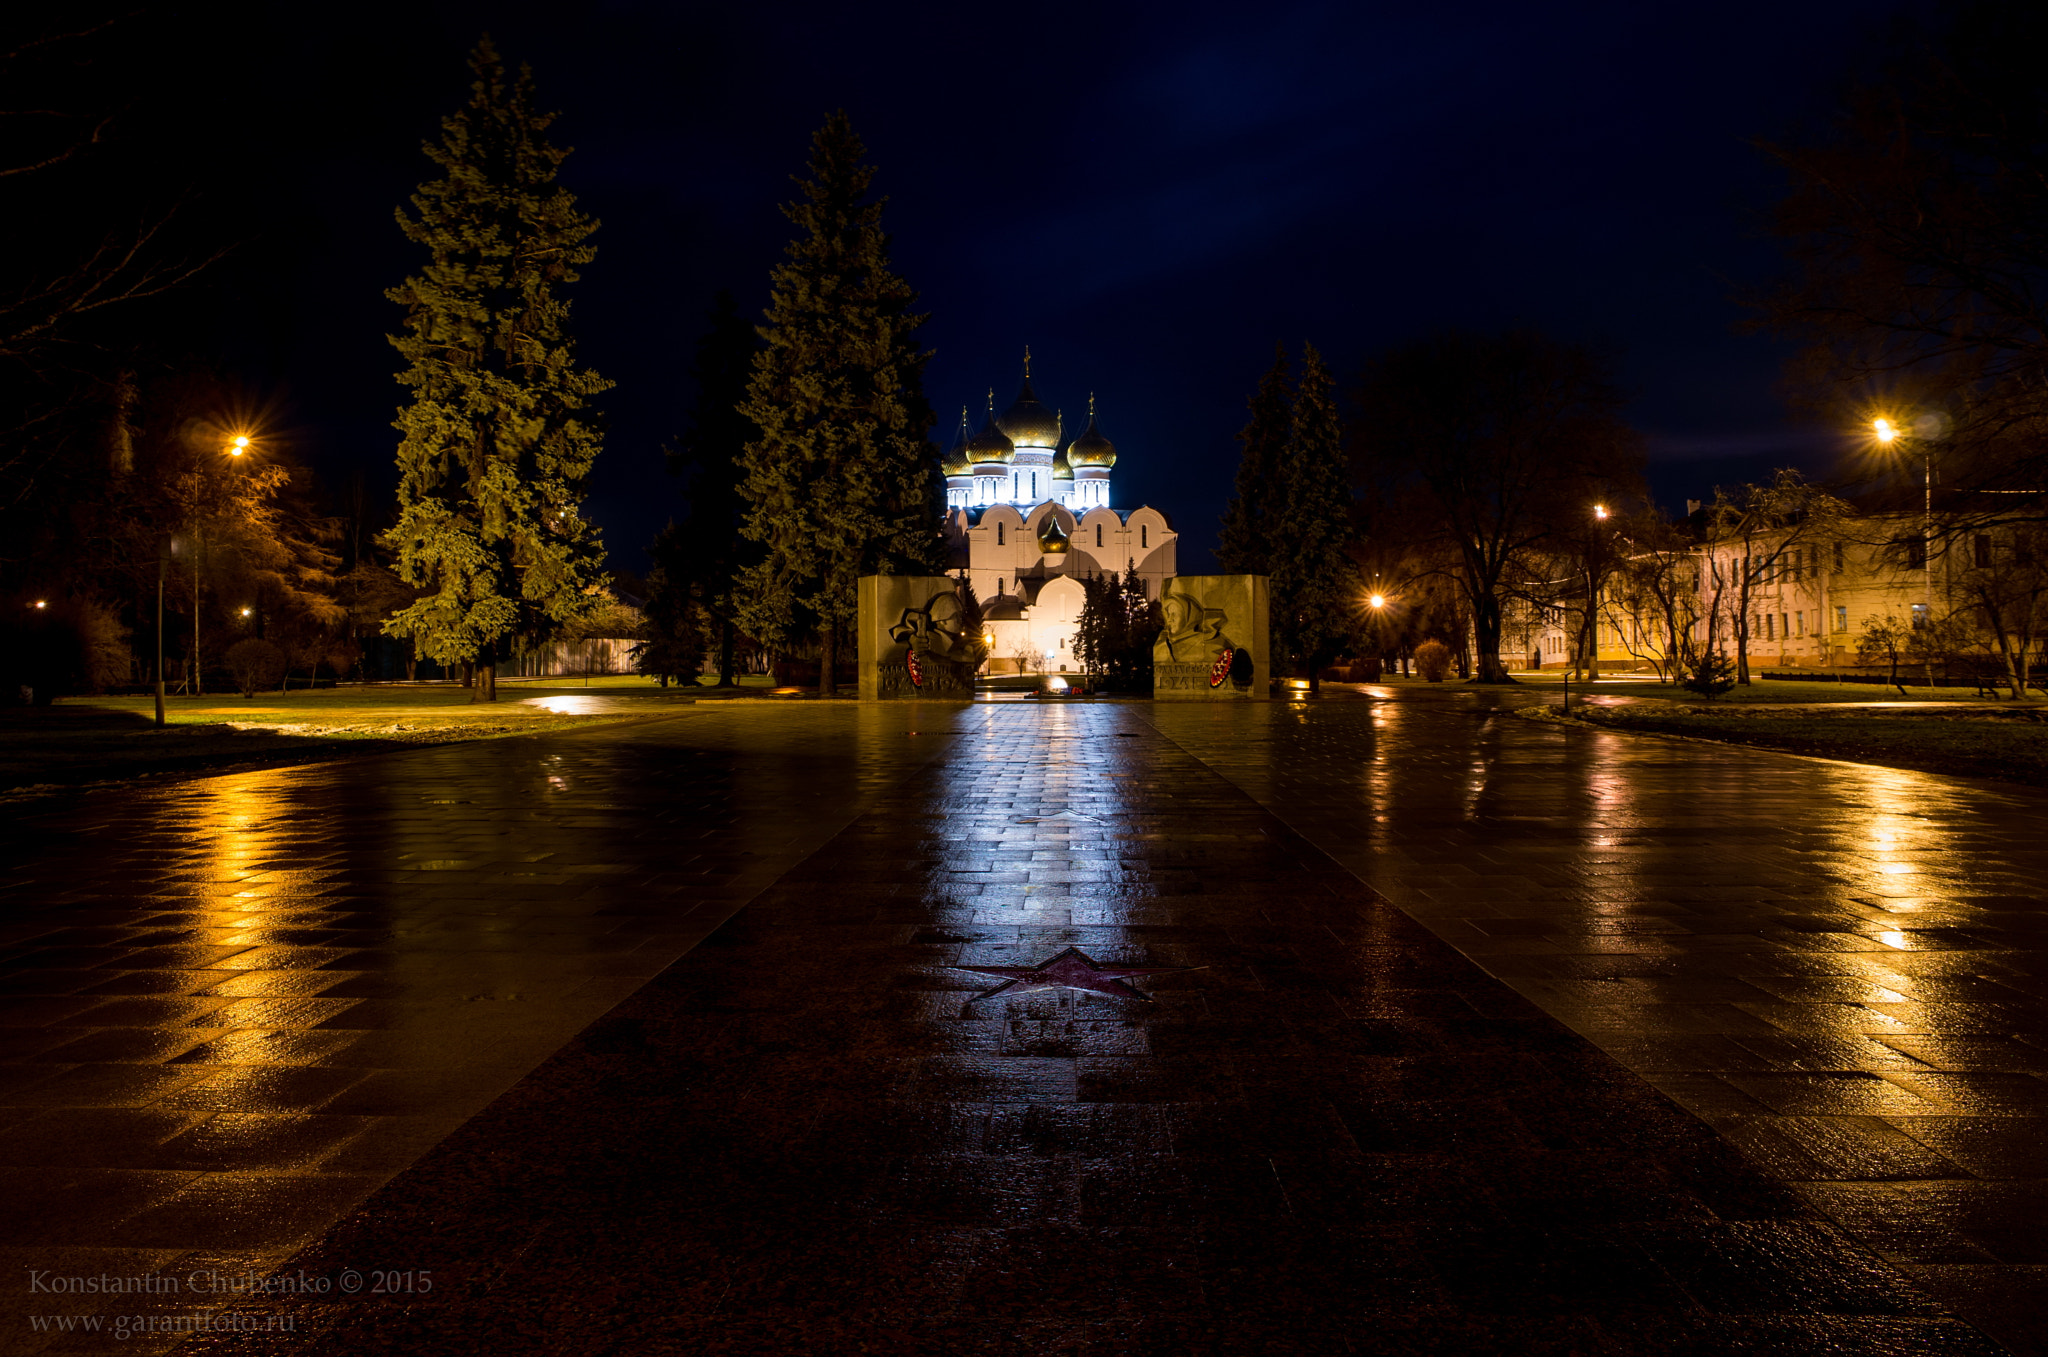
[1872,417,1934,627]
[1588,504,1609,688]
[187,434,254,697]
[155,539,174,727]
[1366,592,1386,679]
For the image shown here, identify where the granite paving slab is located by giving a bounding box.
[0,704,977,1353]
[159,703,1997,1354]
[1148,687,2048,1355]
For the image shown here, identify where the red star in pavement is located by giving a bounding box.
[955,946,1190,1002]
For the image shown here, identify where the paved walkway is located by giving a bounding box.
[1151,689,2048,1353]
[0,694,2040,1352]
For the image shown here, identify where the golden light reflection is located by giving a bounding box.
[528,694,608,715]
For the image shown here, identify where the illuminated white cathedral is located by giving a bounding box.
[941,352,1178,674]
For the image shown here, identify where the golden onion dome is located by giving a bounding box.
[1066,396,1116,469]
[1052,444,1073,480]
[996,349,1062,450]
[1036,507,1071,555]
[966,391,1015,466]
[940,407,972,477]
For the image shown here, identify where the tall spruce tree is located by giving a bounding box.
[647,291,758,687]
[736,112,942,696]
[1270,342,1358,692]
[1217,344,1290,575]
[382,38,609,702]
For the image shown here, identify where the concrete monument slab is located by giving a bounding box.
[858,575,984,701]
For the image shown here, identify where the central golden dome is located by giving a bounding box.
[997,350,1062,450]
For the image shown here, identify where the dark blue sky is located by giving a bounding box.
[206,0,1924,572]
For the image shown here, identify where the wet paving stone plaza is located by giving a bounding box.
[2,689,2044,1354]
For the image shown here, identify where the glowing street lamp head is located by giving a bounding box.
[229,434,250,456]
[1593,504,1609,520]
[239,607,252,617]
[1368,593,1386,609]
[1873,417,1898,445]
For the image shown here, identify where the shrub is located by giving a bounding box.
[1414,640,1453,682]
[225,638,286,697]
[1679,649,1735,699]
[1347,656,1382,682]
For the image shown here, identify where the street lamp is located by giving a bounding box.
[1565,502,1616,710]
[187,432,256,697]
[157,537,179,727]
[1872,415,1934,625]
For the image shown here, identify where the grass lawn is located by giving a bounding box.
[1503,673,2025,705]
[1567,700,2048,785]
[0,676,756,797]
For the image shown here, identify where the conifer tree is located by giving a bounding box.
[736,112,943,696]
[1270,342,1358,692]
[381,39,609,702]
[1217,344,1290,575]
[653,291,759,687]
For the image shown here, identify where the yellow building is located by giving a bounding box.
[1500,510,2027,677]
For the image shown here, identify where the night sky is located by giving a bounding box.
[175,0,1929,573]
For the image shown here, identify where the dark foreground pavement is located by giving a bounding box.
[2,694,2041,1353]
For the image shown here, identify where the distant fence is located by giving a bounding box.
[503,637,637,678]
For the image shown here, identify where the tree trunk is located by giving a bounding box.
[1584,591,1601,684]
[719,617,735,687]
[818,624,837,698]
[1470,594,1512,682]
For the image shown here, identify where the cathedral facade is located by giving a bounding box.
[941,354,1177,674]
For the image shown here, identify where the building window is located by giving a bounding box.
[1912,602,1929,628]
[1833,541,1845,573]
[997,523,1005,546]
[1781,614,1790,641]
[1140,524,1148,549]
[1905,537,1927,570]
[1765,615,1775,641]
[1975,534,1993,568]
[1835,606,1847,632]
[1031,472,1038,499]
[1095,523,1103,548]
[1795,611,1804,637]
